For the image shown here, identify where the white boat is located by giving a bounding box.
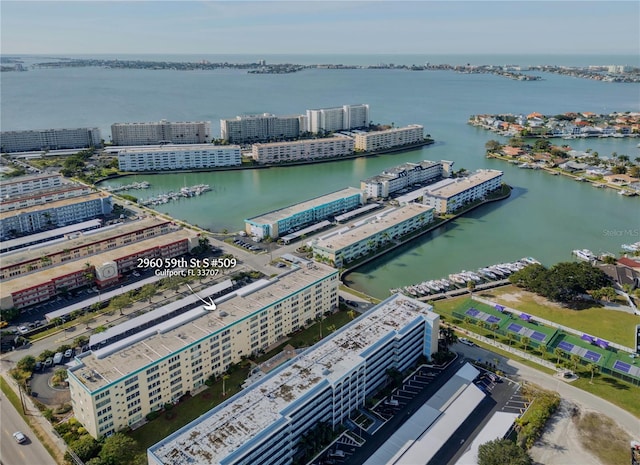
[478,268,497,279]
[426,281,442,292]
[465,271,483,282]
[449,274,466,285]
[572,249,596,261]
[621,242,640,252]
[487,266,506,277]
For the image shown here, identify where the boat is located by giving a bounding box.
[621,242,640,252]
[574,177,587,182]
[478,268,497,280]
[448,274,466,285]
[572,249,596,261]
[521,257,541,265]
[619,190,638,197]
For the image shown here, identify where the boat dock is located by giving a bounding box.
[139,184,211,206]
[390,257,540,300]
[104,181,151,192]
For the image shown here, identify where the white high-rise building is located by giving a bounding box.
[220,114,304,144]
[117,145,241,171]
[148,294,439,465]
[111,120,211,146]
[306,104,370,134]
[0,128,101,153]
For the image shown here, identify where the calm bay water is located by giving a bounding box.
[2,54,639,298]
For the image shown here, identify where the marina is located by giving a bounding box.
[138,184,211,206]
[103,181,150,192]
[390,257,540,298]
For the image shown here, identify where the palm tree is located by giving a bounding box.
[554,347,564,365]
[539,343,548,359]
[571,354,581,371]
[521,336,530,352]
[507,332,516,347]
[587,363,599,384]
[439,325,457,350]
[490,323,499,340]
[347,309,356,320]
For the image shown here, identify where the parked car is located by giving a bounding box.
[53,352,64,365]
[34,361,42,371]
[17,326,29,334]
[44,357,53,368]
[64,348,73,358]
[13,431,27,444]
[459,337,475,347]
[0,321,8,328]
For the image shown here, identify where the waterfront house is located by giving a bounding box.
[603,174,640,185]
[501,146,525,158]
[618,257,640,272]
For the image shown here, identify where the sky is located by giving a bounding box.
[1,1,639,55]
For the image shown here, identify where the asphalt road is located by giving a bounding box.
[0,392,55,465]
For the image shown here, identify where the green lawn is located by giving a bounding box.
[129,365,251,451]
[572,371,640,418]
[479,286,640,348]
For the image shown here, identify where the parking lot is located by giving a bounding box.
[231,238,263,253]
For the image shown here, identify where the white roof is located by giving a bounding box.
[149,294,438,465]
[454,412,520,465]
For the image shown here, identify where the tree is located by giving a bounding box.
[16,355,36,373]
[554,347,564,365]
[439,325,458,350]
[570,354,581,371]
[507,332,516,347]
[490,323,499,340]
[477,438,532,465]
[138,285,156,304]
[467,280,476,296]
[109,295,130,316]
[485,140,502,153]
[587,363,599,384]
[71,435,101,462]
[98,433,138,465]
[521,336,530,352]
[539,343,548,358]
[347,309,356,320]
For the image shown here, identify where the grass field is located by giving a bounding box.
[481,285,640,347]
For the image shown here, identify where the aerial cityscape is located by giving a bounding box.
[1,2,639,465]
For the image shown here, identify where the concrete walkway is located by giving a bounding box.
[507,358,640,437]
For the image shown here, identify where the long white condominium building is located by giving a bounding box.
[0,192,113,239]
[220,113,305,144]
[111,120,211,146]
[251,136,355,164]
[354,125,424,152]
[0,128,101,153]
[117,144,241,171]
[148,294,439,465]
[306,104,370,134]
[0,185,93,213]
[0,174,66,199]
[245,187,365,240]
[311,204,434,268]
[422,169,504,214]
[361,160,454,199]
[67,262,340,438]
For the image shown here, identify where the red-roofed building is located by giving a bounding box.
[618,257,640,271]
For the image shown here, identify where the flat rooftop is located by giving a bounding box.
[314,204,432,251]
[0,184,84,203]
[149,294,437,465]
[1,217,172,267]
[252,136,352,149]
[0,173,61,186]
[0,192,110,219]
[0,219,102,252]
[71,263,338,391]
[424,170,502,199]
[246,187,363,225]
[356,124,422,137]
[2,229,196,297]
[362,160,441,184]
[118,144,240,154]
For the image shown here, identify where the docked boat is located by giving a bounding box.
[621,242,640,252]
[449,274,466,285]
[572,249,596,261]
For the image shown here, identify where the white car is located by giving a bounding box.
[13,431,27,444]
[17,326,29,334]
[459,337,475,347]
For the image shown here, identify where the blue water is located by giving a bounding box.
[2,54,639,298]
